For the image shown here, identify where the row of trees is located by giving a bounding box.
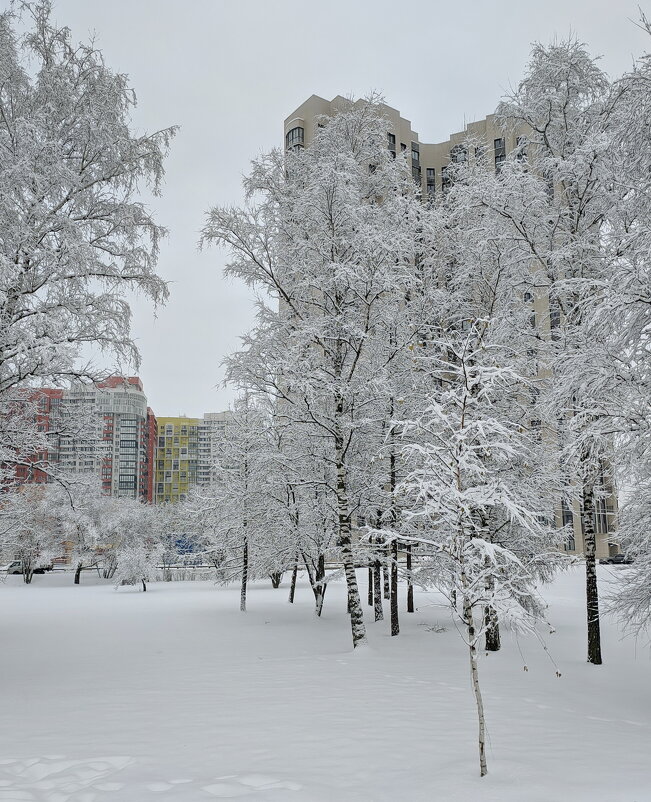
[0,476,166,589]
[191,34,651,776]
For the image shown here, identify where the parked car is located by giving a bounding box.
[2,560,53,574]
[600,554,633,565]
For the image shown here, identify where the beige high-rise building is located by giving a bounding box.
[284,95,618,558]
[284,95,521,197]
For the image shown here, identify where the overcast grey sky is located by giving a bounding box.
[26,0,650,417]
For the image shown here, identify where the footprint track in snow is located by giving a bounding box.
[0,755,133,800]
[203,774,302,798]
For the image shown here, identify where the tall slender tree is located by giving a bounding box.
[202,100,423,647]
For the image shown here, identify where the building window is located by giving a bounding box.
[412,165,421,184]
[561,497,574,528]
[411,143,420,164]
[441,165,452,194]
[450,144,467,164]
[516,135,528,162]
[494,138,506,172]
[285,126,304,151]
[387,132,396,157]
[426,167,435,198]
[595,498,609,534]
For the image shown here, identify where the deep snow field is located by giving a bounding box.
[1,565,649,802]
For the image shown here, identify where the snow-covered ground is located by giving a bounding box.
[1,566,649,801]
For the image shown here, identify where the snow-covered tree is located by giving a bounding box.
[112,542,162,592]
[41,474,105,583]
[491,39,621,664]
[109,501,163,593]
[202,99,423,647]
[97,495,161,588]
[185,396,274,612]
[598,18,651,636]
[605,470,651,635]
[394,322,559,777]
[0,2,174,478]
[0,484,62,582]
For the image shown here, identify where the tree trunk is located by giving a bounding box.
[315,582,327,617]
[483,573,500,651]
[406,543,414,613]
[367,566,373,606]
[334,407,366,648]
[314,554,327,617]
[103,557,118,579]
[302,552,325,616]
[74,562,82,585]
[390,539,399,636]
[583,482,602,665]
[142,579,147,592]
[383,557,390,600]
[388,411,399,635]
[240,538,248,613]
[484,605,501,652]
[373,558,384,622]
[288,553,299,603]
[270,572,283,588]
[464,594,488,777]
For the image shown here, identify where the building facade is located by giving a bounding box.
[198,412,232,487]
[12,377,156,502]
[154,412,233,503]
[284,95,618,558]
[13,388,64,485]
[154,416,200,503]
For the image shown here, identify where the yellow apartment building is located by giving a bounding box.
[154,416,200,503]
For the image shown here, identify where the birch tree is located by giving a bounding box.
[202,100,422,647]
[492,40,620,664]
[0,2,174,476]
[396,324,558,777]
[598,19,651,634]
